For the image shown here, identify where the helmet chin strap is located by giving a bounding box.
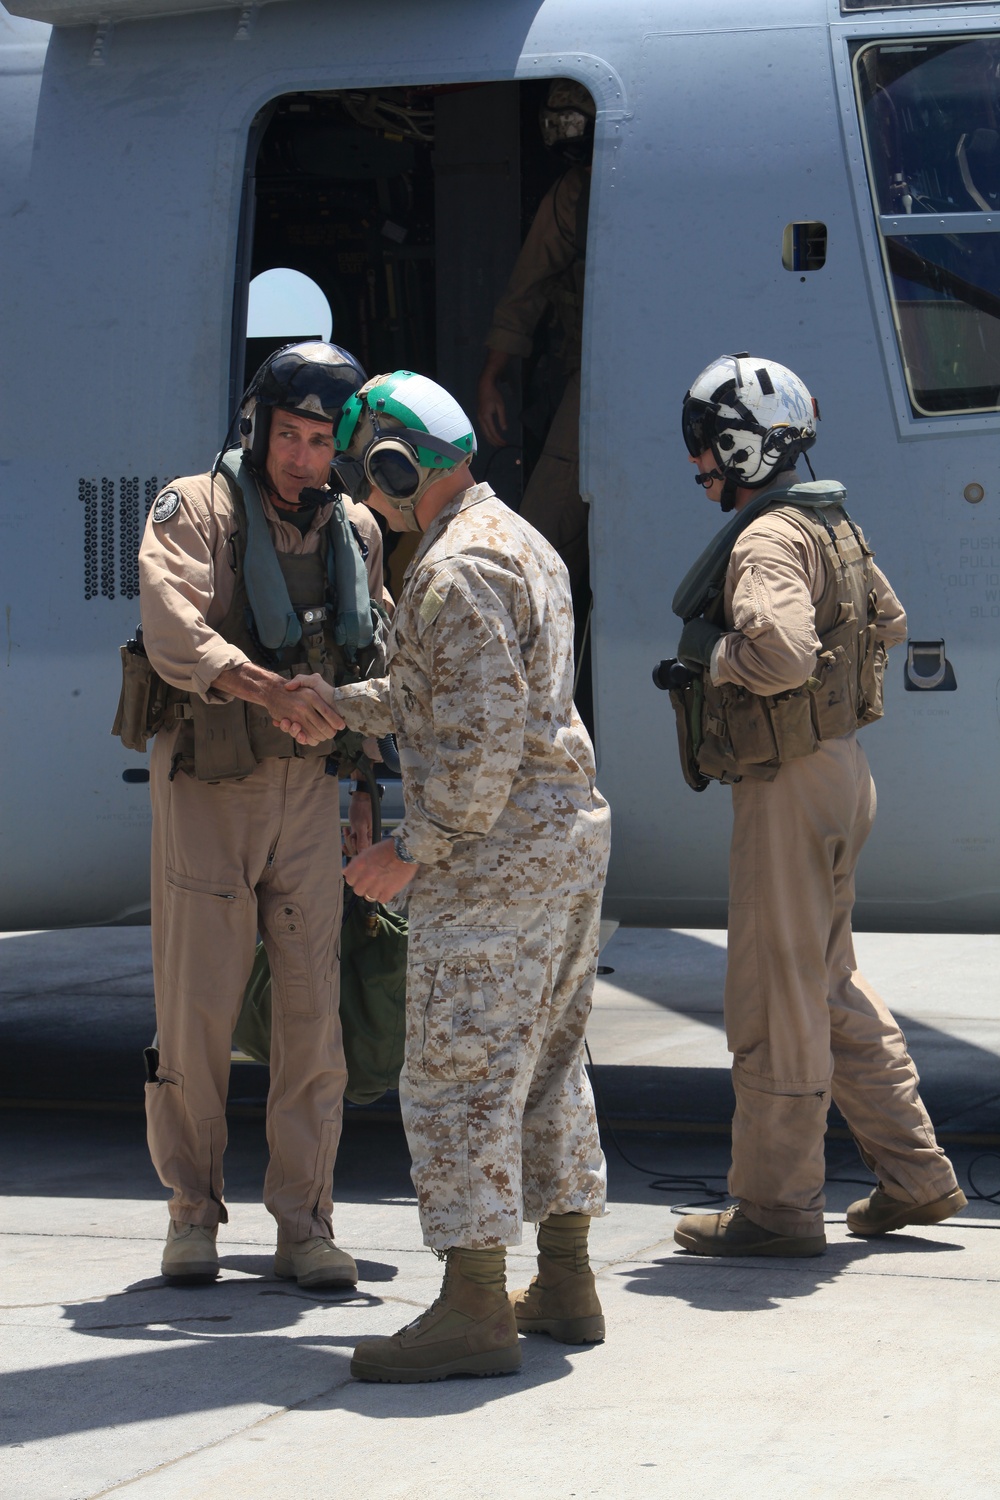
[694,466,739,512]
[394,497,423,533]
[720,475,740,514]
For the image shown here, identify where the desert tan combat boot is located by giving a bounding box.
[674,1204,826,1257]
[511,1212,605,1343]
[350,1249,521,1383]
[275,1236,358,1288]
[847,1185,967,1237]
[161,1222,219,1283]
[511,1251,605,1344]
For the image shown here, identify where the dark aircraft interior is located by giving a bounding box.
[235,79,589,593]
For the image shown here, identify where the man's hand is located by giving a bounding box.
[344,787,373,857]
[275,672,346,746]
[477,350,512,449]
[213,664,345,746]
[344,837,419,904]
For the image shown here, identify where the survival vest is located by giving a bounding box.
[113,454,385,781]
[667,480,887,790]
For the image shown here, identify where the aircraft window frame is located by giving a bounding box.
[850,32,1000,422]
[842,1,997,11]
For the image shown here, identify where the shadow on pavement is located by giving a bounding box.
[2,925,997,1135]
[0,1271,578,1446]
[621,1231,965,1313]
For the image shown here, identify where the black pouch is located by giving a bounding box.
[668,677,710,792]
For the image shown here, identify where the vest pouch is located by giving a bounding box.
[857,627,886,728]
[768,687,818,762]
[809,645,859,741]
[112,645,177,752]
[714,683,779,766]
[668,676,710,792]
[244,683,336,762]
[188,696,258,782]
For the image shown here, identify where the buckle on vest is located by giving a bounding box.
[297,604,328,634]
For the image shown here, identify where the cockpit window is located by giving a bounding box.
[854,37,1000,417]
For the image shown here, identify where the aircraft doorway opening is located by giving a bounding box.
[235,80,596,728]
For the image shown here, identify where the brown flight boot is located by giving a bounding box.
[847,1185,967,1237]
[350,1248,521,1383]
[275,1236,358,1288]
[161,1221,219,1283]
[674,1204,826,1257]
[511,1251,605,1344]
[512,1212,604,1343]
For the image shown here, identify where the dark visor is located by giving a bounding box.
[261,347,364,421]
[682,397,712,458]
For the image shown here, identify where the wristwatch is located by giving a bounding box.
[392,833,417,864]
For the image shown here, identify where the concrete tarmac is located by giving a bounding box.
[1,926,999,1500]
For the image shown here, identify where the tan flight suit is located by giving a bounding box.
[710,483,959,1237]
[334,482,610,1250]
[486,164,588,607]
[138,470,383,1241]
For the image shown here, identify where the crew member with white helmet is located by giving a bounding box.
[666,354,965,1255]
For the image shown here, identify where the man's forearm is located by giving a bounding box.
[335,678,394,738]
[213,661,286,709]
[479,348,512,382]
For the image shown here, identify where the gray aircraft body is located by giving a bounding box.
[1,0,998,931]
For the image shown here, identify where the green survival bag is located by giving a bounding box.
[232,889,407,1106]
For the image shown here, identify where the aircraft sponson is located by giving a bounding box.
[6,0,296,25]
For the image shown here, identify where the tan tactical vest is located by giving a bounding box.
[696,501,886,784]
[113,468,381,778]
[154,482,360,782]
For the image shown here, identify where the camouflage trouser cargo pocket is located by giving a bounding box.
[408,927,518,1083]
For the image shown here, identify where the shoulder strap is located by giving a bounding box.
[671,480,850,622]
[672,488,784,621]
[218,450,301,652]
[325,495,375,656]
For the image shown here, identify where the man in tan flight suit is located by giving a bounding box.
[280,369,611,1382]
[137,342,383,1287]
[667,354,965,1256]
[477,80,594,621]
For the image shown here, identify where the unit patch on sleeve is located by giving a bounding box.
[152,489,181,523]
[419,572,453,626]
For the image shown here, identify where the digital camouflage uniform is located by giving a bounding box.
[486,164,588,607]
[335,481,610,1250]
[710,479,960,1237]
[139,472,384,1242]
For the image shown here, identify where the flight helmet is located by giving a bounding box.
[333,371,476,531]
[539,78,596,160]
[682,354,818,512]
[239,340,367,471]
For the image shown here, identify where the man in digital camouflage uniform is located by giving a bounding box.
[282,369,611,1382]
[137,342,384,1289]
[667,354,965,1257]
